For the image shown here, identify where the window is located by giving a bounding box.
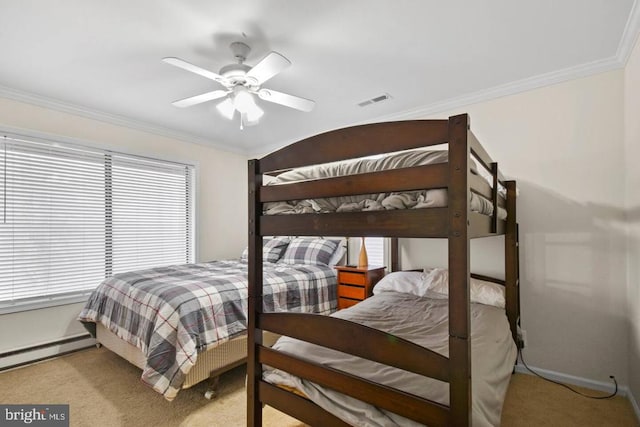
[351,237,386,267]
[0,135,194,311]
[362,237,386,266]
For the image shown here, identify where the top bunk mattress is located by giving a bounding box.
[264,149,506,219]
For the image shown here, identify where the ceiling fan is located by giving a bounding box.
[163,41,315,129]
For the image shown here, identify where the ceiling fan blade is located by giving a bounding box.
[257,89,315,112]
[246,52,291,85]
[162,57,228,85]
[171,90,228,108]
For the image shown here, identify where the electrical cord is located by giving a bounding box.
[517,347,618,399]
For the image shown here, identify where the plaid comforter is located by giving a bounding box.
[77,260,337,400]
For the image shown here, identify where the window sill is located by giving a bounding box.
[0,293,91,315]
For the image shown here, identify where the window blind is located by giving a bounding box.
[0,136,194,309]
[363,237,385,266]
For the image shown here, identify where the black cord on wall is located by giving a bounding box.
[518,347,618,400]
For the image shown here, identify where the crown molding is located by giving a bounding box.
[618,0,640,65]
[255,47,630,156]
[0,84,248,155]
[367,54,625,123]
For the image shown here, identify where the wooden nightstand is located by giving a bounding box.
[334,265,386,309]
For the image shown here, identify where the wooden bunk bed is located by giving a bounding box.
[246,114,520,426]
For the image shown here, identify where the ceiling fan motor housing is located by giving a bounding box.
[219,63,256,86]
[230,41,251,62]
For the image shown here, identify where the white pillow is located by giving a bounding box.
[373,271,426,296]
[422,267,505,308]
[373,268,505,308]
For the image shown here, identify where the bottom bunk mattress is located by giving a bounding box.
[78,259,337,400]
[264,290,517,426]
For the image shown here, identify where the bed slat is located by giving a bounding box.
[259,312,450,383]
[469,173,493,201]
[259,381,352,427]
[261,163,448,203]
[259,120,449,174]
[260,347,450,427]
[260,208,449,238]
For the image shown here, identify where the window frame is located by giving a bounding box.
[0,130,197,314]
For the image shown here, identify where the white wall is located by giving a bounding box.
[624,34,640,402]
[399,70,628,385]
[0,97,248,353]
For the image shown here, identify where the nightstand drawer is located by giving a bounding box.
[334,266,386,310]
[338,297,359,309]
[338,284,365,300]
[339,272,366,285]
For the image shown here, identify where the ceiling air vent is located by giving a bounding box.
[357,93,392,107]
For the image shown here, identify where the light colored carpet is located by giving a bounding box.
[0,347,637,426]
[501,372,638,427]
[0,347,301,427]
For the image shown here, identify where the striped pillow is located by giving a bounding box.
[241,237,291,263]
[279,238,340,266]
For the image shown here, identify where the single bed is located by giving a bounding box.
[78,236,343,401]
[246,114,520,426]
[263,270,517,426]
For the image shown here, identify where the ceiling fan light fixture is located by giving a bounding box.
[245,103,264,122]
[241,111,261,128]
[164,41,314,129]
[216,98,235,120]
[217,87,263,126]
[232,86,256,114]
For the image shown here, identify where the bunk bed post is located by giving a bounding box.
[390,237,399,271]
[247,159,264,427]
[447,113,471,427]
[505,181,519,345]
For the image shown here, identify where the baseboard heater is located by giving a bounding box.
[0,334,96,371]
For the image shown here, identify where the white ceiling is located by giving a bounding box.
[0,1,638,155]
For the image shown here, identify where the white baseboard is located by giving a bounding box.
[514,363,640,423]
[514,364,621,394]
[0,335,96,370]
